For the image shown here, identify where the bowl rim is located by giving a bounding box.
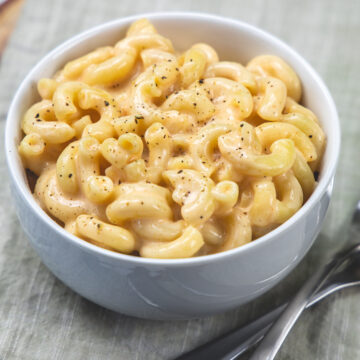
[5,11,341,267]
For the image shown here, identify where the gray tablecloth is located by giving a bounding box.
[0,0,360,359]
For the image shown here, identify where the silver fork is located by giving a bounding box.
[176,200,360,360]
[250,201,360,360]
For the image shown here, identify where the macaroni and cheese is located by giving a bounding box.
[18,19,326,259]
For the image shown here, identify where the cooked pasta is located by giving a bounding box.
[19,19,325,259]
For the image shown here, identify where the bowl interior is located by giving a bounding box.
[5,12,340,264]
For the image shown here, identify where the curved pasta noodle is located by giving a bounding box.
[247,55,301,102]
[79,87,120,141]
[126,18,157,36]
[179,47,207,88]
[161,89,215,124]
[204,61,257,94]
[199,218,224,246]
[144,122,172,183]
[106,182,173,224]
[72,115,92,138]
[18,133,48,175]
[53,81,86,123]
[83,30,173,86]
[112,115,143,136]
[62,47,115,79]
[22,100,75,144]
[37,78,59,99]
[284,97,319,124]
[76,215,135,253]
[163,169,216,225]
[274,171,303,223]
[82,47,137,86]
[255,122,317,162]
[139,226,204,259]
[132,61,198,132]
[292,150,315,200]
[141,49,176,68]
[215,208,252,252]
[218,123,296,176]
[281,109,325,171]
[191,43,219,65]
[245,170,303,228]
[76,137,114,205]
[84,175,114,204]
[116,33,173,54]
[167,155,194,171]
[100,133,143,169]
[254,76,287,120]
[280,112,325,158]
[131,219,185,242]
[248,178,277,227]
[190,121,237,176]
[106,123,173,184]
[212,180,239,215]
[191,77,253,121]
[53,82,122,141]
[35,168,103,224]
[56,141,79,194]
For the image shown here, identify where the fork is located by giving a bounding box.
[176,200,360,360]
[250,201,360,360]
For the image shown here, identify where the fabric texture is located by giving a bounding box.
[0,0,359,359]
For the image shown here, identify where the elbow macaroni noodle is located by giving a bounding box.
[19,19,326,259]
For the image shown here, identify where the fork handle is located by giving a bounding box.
[249,258,338,360]
[175,304,286,360]
[175,244,358,360]
[175,259,337,360]
[175,259,338,360]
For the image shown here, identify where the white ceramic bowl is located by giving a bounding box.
[5,12,340,320]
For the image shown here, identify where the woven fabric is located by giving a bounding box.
[0,0,359,359]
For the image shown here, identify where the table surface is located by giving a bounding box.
[0,0,360,359]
